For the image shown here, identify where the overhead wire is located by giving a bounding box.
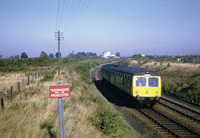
[64,0,92,33]
[59,0,70,29]
[56,0,93,32]
[63,0,82,32]
[61,0,80,31]
[58,0,67,29]
[55,0,93,56]
[55,0,61,31]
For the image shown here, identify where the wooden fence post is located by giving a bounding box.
[0,92,4,111]
[38,71,40,78]
[35,72,37,79]
[23,79,25,91]
[14,84,16,96]
[5,89,7,106]
[10,86,13,102]
[32,74,34,82]
[28,76,30,85]
[18,82,21,92]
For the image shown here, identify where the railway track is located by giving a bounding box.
[138,108,200,137]
[92,66,200,137]
[159,97,200,123]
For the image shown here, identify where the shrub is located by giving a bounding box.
[191,80,200,89]
[40,71,55,82]
[167,63,170,68]
[118,61,129,67]
[93,105,121,136]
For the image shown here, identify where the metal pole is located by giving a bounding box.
[58,98,65,138]
[57,81,65,138]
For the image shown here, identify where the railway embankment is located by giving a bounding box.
[0,58,140,138]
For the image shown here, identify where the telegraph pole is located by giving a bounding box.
[55,31,64,75]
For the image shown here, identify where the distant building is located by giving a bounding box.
[102,50,111,58]
[102,50,118,58]
[177,58,181,62]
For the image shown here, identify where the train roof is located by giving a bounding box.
[102,64,159,76]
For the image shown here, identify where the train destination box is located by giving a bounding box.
[49,85,70,98]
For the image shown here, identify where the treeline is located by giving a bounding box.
[67,52,97,59]
[0,56,55,72]
[131,54,200,64]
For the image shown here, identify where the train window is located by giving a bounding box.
[136,77,146,87]
[149,78,158,87]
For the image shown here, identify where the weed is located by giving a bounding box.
[10,103,21,110]
[61,72,66,75]
[32,103,38,111]
[40,121,57,138]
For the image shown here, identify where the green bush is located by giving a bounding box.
[191,80,200,89]
[40,71,55,82]
[118,61,129,67]
[94,105,121,136]
[167,63,170,68]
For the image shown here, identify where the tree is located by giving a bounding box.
[49,53,54,59]
[10,55,19,60]
[21,52,28,59]
[67,53,73,58]
[40,51,48,58]
[116,52,120,57]
[55,52,61,58]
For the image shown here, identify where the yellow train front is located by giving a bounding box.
[101,64,161,107]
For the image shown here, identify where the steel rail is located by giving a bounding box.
[158,101,200,123]
[138,108,200,137]
[161,97,200,115]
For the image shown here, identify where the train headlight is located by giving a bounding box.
[146,90,149,93]
[138,93,140,96]
[136,90,138,93]
[156,91,159,93]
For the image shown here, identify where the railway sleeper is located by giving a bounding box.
[161,97,200,115]
[159,101,200,123]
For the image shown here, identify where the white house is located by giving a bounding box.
[102,50,111,58]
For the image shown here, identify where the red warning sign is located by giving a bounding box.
[49,85,70,98]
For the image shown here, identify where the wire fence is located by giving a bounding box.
[0,67,49,111]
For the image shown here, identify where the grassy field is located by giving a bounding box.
[0,58,142,138]
[127,59,200,106]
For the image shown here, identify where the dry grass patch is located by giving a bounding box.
[0,73,26,91]
[0,67,108,138]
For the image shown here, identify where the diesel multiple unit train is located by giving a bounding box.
[101,64,162,106]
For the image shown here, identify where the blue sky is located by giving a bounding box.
[0,0,200,58]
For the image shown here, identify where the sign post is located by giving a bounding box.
[49,81,70,138]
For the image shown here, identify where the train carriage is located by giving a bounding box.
[101,64,162,106]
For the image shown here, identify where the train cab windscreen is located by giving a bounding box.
[135,77,159,87]
[148,78,158,87]
[136,77,146,87]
